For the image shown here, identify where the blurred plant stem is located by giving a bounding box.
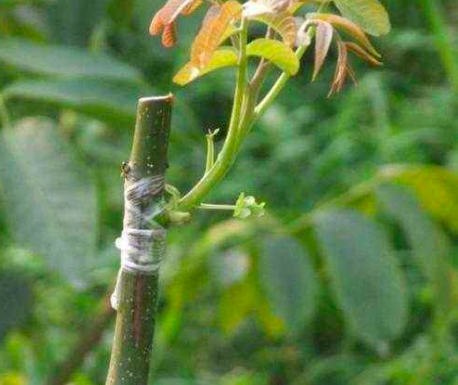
[47,293,115,385]
[105,95,173,385]
[0,96,11,128]
[419,0,458,91]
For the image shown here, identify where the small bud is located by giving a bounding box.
[168,210,192,225]
[234,192,266,219]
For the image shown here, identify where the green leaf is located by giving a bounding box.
[0,273,32,342]
[314,209,408,350]
[173,47,238,86]
[378,165,458,234]
[3,78,152,124]
[0,118,98,287]
[333,0,391,36]
[247,38,299,75]
[259,235,319,334]
[376,184,454,318]
[0,38,143,83]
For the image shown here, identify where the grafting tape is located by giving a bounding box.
[111,176,167,310]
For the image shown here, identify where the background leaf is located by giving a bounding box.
[378,165,458,234]
[2,78,153,124]
[45,0,110,46]
[0,118,98,287]
[259,235,319,335]
[376,183,454,321]
[0,273,32,342]
[376,183,451,280]
[314,209,408,350]
[0,39,143,83]
[108,0,135,26]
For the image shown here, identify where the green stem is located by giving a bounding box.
[253,43,309,120]
[199,203,236,210]
[105,95,173,385]
[177,18,249,211]
[204,130,218,174]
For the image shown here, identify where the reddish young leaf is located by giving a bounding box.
[149,0,203,47]
[191,1,242,68]
[149,12,164,36]
[345,42,382,66]
[181,0,203,15]
[309,13,380,58]
[162,23,177,48]
[312,20,333,81]
[253,11,297,46]
[328,41,348,97]
[202,4,221,25]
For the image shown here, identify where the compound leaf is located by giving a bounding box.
[247,38,299,75]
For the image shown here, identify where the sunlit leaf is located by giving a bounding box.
[314,209,408,350]
[259,236,319,334]
[173,47,238,86]
[378,165,458,234]
[247,38,299,75]
[313,20,333,80]
[191,1,242,68]
[0,118,98,287]
[333,0,391,36]
[242,0,295,18]
[253,11,297,46]
[308,13,380,57]
[219,24,239,45]
[0,38,143,82]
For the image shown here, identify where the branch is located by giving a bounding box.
[177,18,249,211]
[105,95,173,385]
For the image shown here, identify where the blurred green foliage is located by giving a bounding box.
[0,0,457,384]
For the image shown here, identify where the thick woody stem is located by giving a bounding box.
[105,95,173,385]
